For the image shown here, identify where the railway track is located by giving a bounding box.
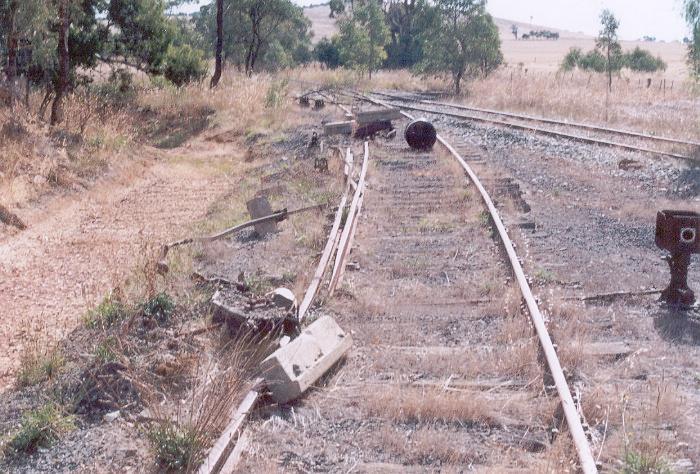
[236,91,610,472]
[354,91,598,473]
[366,90,699,163]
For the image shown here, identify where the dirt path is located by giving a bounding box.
[0,140,238,389]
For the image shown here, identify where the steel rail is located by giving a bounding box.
[354,91,598,474]
[370,90,700,149]
[368,92,696,163]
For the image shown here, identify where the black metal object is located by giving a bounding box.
[655,210,700,306]
[405,119,437,150]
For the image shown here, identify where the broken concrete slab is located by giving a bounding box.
[324,120,354,136]
[261,316,352,404]
[211,289,295,335]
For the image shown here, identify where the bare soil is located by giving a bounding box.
[0,140,239,389]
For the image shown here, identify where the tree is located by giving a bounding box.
[313,37,341,69]
[336,0,389,79]
[194,0,310,75]
[596,9,622,91]
[685,0,700,77]
[107,0,174,73]
[1,0,51,105]
[384,0,437,69]
[417,0,502,95]
[511,23,518,40]
[209,0,223,87]
[329,0,345,18]
[50,0,69,125]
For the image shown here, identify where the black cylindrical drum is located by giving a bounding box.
[404,119,437,150]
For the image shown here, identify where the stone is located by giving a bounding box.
[261,316,352,404]
[103,410,121,422]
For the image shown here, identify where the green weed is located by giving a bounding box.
[148,421,204,471]
[83,295,128,330]
[5,404,74,455]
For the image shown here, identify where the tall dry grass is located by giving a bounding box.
[0,70,291,208]
[466,67,700,140]
[281,65,699,139]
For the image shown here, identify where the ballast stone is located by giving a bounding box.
[261,316,352,404]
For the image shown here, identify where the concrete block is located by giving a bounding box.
[246,196,277,237]
[324,121,354,136]
[355,108,402,125]
[261,316,352,404]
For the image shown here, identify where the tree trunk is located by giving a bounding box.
[210,0,224,88]
[4,0,19,107]
[51,0,69,125]
[454,71,462,95]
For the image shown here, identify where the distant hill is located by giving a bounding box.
[493,17,591,40]
[302,4,592,44]
[304,3,337,44]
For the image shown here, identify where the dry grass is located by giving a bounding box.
[0,70,293,209]
[377,424,482,466]
[365,386,504,427]
[464,68,699,140]
[418,343,535,379]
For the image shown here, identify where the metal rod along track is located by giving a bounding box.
[368,91,697,163]
[353,91,599,474]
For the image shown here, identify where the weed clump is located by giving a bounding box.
[140,292,175,323]
[16,347,64,388]
[622,451,671,474]
[148,421,203,471]
[4,404,74,455]
[83,295,128,329]
[93,337,118,363]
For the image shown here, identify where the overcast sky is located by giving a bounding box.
[176,0,692,42]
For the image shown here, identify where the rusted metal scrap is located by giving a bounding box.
[656,210,699,306]
[157,203,328,274]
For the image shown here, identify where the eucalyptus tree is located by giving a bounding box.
[596,9,622,91]
[417,0,502,94]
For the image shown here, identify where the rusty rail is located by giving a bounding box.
[368,91,697,163]
[354,91,599,474]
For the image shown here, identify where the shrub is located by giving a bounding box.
[579,49,607,73]
[5,404,74,455]
[140,292,175,323]
[561,47,583,71]
[163,44,207,87]
[148,421,203,470]
[314,38,342,69]
[623,47,667,72]
[84,295,128,329]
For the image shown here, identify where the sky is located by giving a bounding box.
[176,0,692,42]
